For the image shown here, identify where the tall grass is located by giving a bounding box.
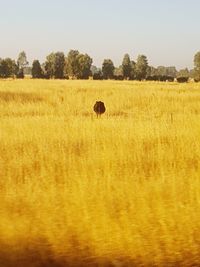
[1,79,200,266]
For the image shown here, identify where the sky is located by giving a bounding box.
[0,0,200,69]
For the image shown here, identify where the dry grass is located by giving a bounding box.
[1,79,200,266]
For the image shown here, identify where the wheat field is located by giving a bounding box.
[1,79,200,266]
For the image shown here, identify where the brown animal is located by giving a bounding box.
[93,101,106,117]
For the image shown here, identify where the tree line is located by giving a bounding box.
[0,50,200,82]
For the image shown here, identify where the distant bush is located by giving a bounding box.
[93,72,103,80]
[177,77,189,83]
[146,75,174,82]
[113,75,124,80]
[32,60,43,79]
[16,69,24,79]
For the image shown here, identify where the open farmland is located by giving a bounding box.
[1,79,200,266]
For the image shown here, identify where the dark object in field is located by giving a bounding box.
[177,77,189,83]
[146,75,174,82]
[93,101,106,117]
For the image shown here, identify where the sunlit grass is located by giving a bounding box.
[1,79,200,266]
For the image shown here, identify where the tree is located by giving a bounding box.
[90,65,98,76]
[177,68,189,78]
[177,77,189,83]
[130,60,136,80]
[147,66,176,81]
[17,51,28,69]
[135,55,148,80]
[194,51,200,81]
[93,69,103,80]
[156,66,177,79]
[166,66,177,78]
[65,50,92,79]
[76,53,93,79]
[114,66,123,80]
[146,66,157,78]
[0,59,9,78]
[24,67,32,75]
[65,50,80,78]
[16,69,24,79]
[189,69,196,79]
[32,60,43,78]
[102,59,114,79]
[54,52,65,79]
[157,66,167,77]
[44,52,65,79]
[44,53,56,79]
[176,68,189,83]
[17,51,28,78]
[122,54,131,79]
[92,66,103,80]
[0,58,17,78]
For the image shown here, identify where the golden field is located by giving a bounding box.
[1,79,200,266]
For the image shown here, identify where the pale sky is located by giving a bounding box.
[0,0,200,69]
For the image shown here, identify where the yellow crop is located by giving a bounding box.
[1,79,200,266]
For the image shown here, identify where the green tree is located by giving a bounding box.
[189,69,196,79]
[44,53,55,79]
[90,65,98,76]
[17,51,28,69]
[77,53,93,79]
[65,50,93,79]
[54,52,65,79]
[16,69,24,78]
[17,51,28,78]
[177,68,189,78]
[0,59,9,78]
[32,60,43,78]
[65,50,79,78]
[135,55,148,80]
[102,59,114,79]
[122,54,131,79]
[166,66,177,78]
[114,66,123,80]
[157,66,167,77]
[0,58,17,78]
[194,51,200,81]
[93,69,103,80]
[130,60,136,80]
[156,66,177,79]
[6,58,17,77]
[146,66,158,77]
[92,66,103,80]
[44,52,65,79]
